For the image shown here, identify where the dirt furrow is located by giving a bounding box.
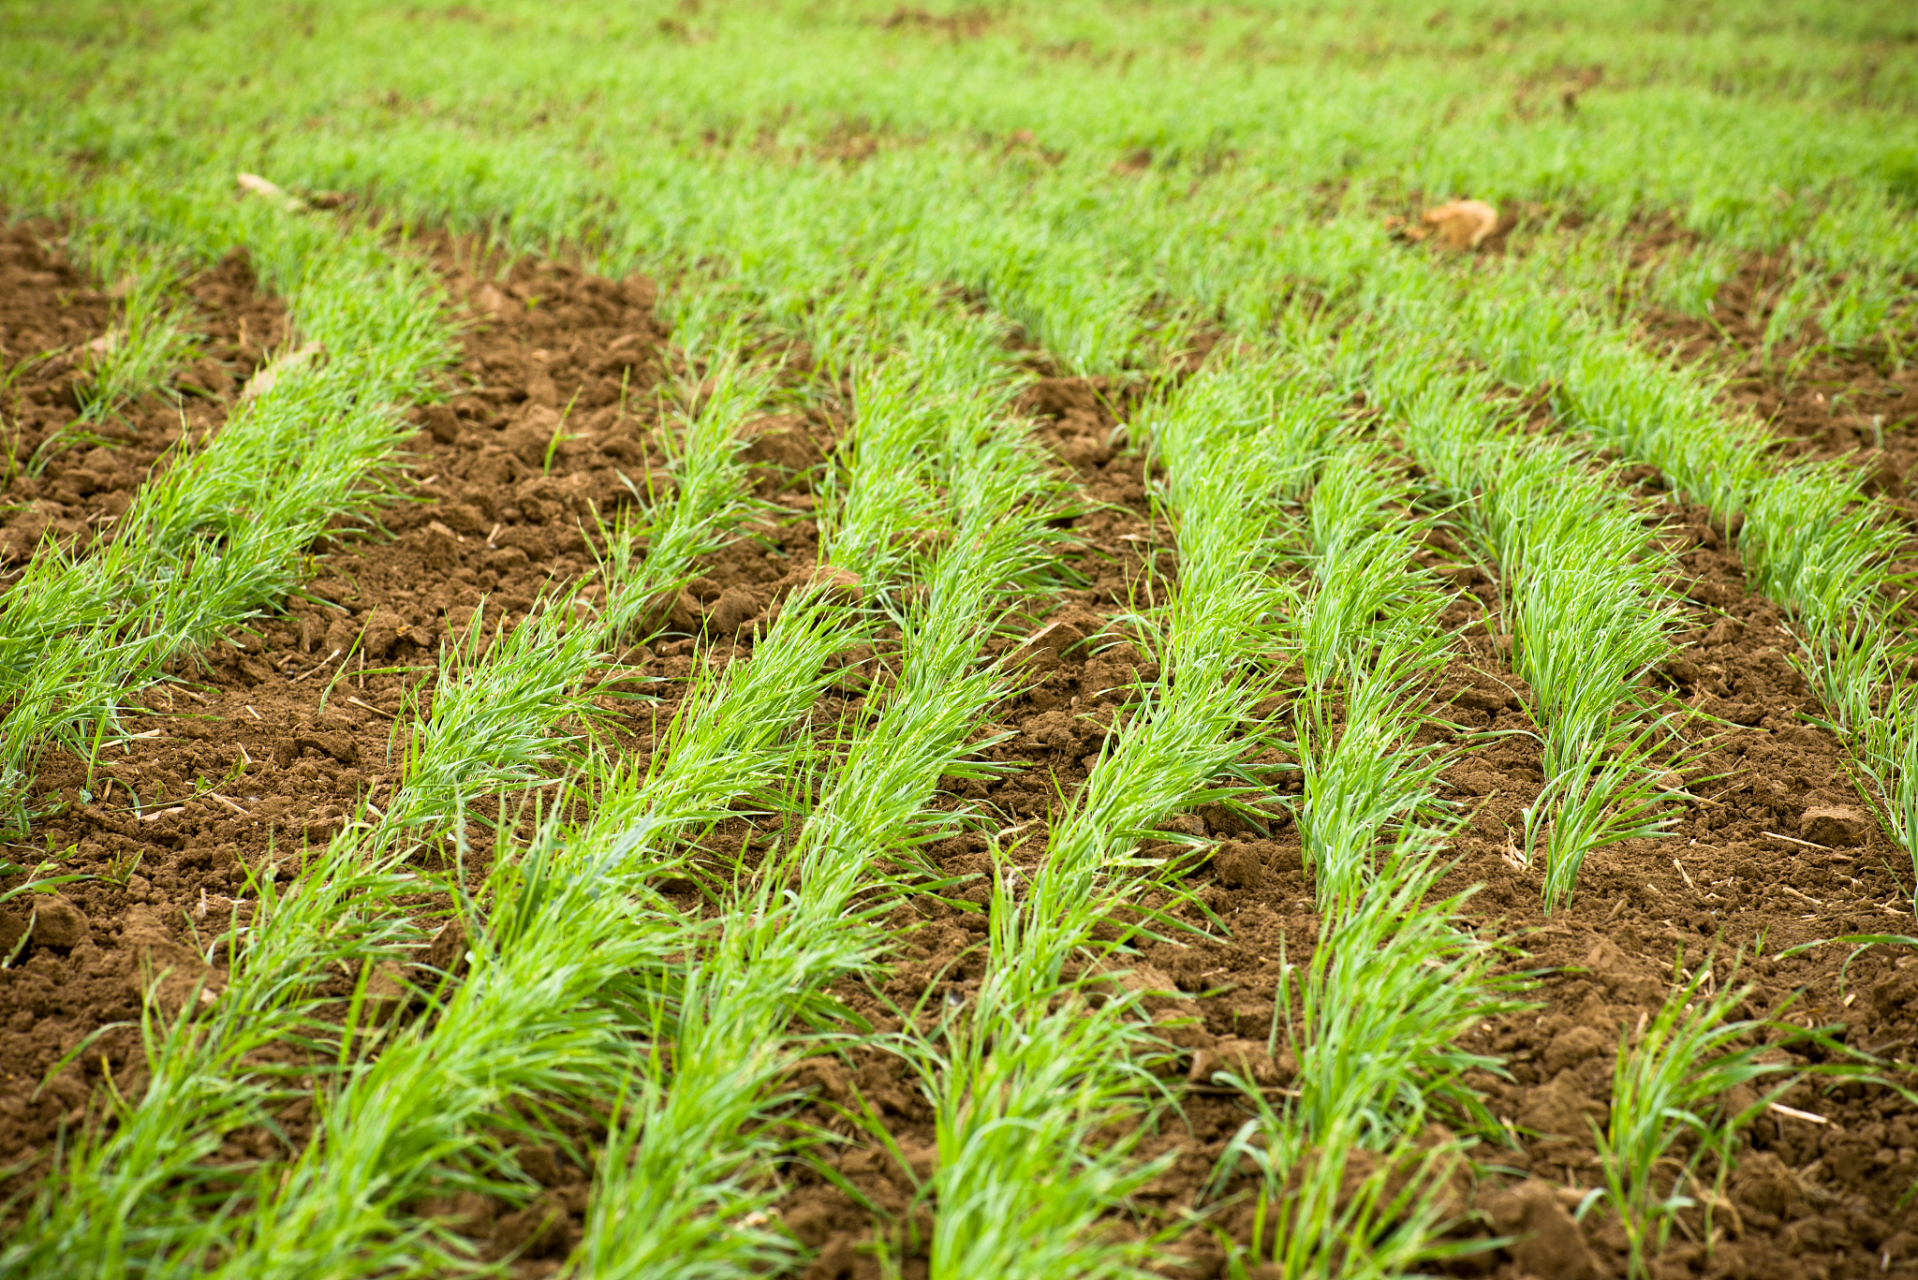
[1,229,288,571]
[0,246,825,1206]
[6,281,1916,1277]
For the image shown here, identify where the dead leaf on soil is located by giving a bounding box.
[1421,198,1500,251]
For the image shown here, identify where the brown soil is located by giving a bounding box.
[774,387,1918,1280]
[3,244,1915,1279]
[0,222,287,567]
[0,241,829,1203]
[1634,251,1918,513]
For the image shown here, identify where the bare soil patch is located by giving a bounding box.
[1635,251,1918,510]
[0,225,287,566]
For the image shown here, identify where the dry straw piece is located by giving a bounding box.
[235,171,305,211]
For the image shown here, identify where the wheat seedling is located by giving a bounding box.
[182,580,861,1280]
[196,323,1019,1278]
[73,253,199,425]
[575,394,1070,1279]
[0,185,451,822]
[373,343,772,844]
[922,356,1314,1278]
[1449,283,1915,888]
[1594,959,1809,1279]
[1381,357,1685,909]
[1284,450,1455,909]
[2,839,425,1280]
[1208,848,1525,1278]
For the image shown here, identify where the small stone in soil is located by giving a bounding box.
[1483,1179,1597,1280]
[1212,843,1266,890]
[1800,806,1871,848]
[29,894,90,949]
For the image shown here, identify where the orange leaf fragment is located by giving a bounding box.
[1421,198,1499,251]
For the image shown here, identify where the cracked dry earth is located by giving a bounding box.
[1,236,1916,1280]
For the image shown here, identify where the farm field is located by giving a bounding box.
[2,2,1918,1278]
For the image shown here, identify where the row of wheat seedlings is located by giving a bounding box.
[213,327,1055,1279]
[0,834,427,1280]
[1190,301,1681,912]
[0,47,1894,1280]
[1591,961,1827,1279]
[949,205,1783,1268]
[1191,260,1852,910]
[872,129,1907,862]
[572,337,1072,1279]
[186,580,865,1280]
[44,321,1029,1280]
[910,356,1355,1278]
[357,127,1096,845]
[2,136,1037,1231]
[0,175,458,1273]
[1,258,829,1277]
[956,270,1777,1278]
[19,218,201,449]
[540,261,1503,1278]
[0,189,468,1270]
[65,2,1913,355]
[181,573,864,1280]
[1279,418,1454,910]
[0,179,452,822]
[368,164,1112,844]
[7,105,1864,1280]
[754,293,1521,1277]
[667,78,1897,1278]
[1185,361,1526,1276]
[545,170,1696,916]
[1211,848,1527,1279]
[1379,284,1900,1273]
[861,216,1826,1269]
[1451,289,1918,904]
[10,467,847,1280]
[1072,289,1687,1272]
[1356,346,1687,909]
[3,235,783,1277]
[1270,278,1909,927]
[369,335,772,845]
[2,144,1090,1271]
[893,124,1895,1280]
[362,138,1157,846]
[1224,281,1892,1278]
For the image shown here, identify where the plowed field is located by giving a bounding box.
[4,5,1917,1280]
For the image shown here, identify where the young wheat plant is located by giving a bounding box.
[921,355,1304,1279]
[1284,444,1455,910]
[1595,960,1809,1279]
[1208,847,1527,1279]
[1446,277,1915,901]
[1,840,428,1280]
[184,318,1041,1280]
[574,365,1069,1278]
[372,339,773,843]
[1379,354,1685,909]
[0,179,450,824]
